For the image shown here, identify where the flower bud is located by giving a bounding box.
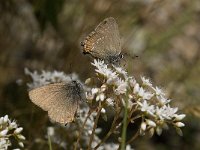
[176,127,183,136]
[85,78,91,85]
[175,122,185,127]
[99,93,105,101]
[0,129,8,136]
[3,115,8,123]
[101,108,106,114]
[17,135,26,140]
[141,122,146,131]
[100,84,107,92]
[174,114,186,121]
[156,126,162,136]
[0,118,3,124]
[19,142,24,147]
[146,119,156,127]
[149,128,155,137]
[14,127,23,134]
[88,130,92,135]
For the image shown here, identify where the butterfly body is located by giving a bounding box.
[81,17,122,64]
[28,81,85,124]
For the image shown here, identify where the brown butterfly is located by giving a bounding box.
[29,81,85,124]
[81,17,123,64]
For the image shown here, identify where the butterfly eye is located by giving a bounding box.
[103,20,107,24]
[72,80,77,84]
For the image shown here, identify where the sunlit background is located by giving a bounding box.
[0,0,200,149]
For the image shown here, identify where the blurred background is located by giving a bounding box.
[0,0,200,149]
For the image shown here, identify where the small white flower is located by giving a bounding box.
[138,87,145,97]
[9,121,17,129]
[92,88,99,95]
[106,72,119,85]
[156,95,171,105]
[106,98,114,106]
[142,91,154,100]
[129,77,136,87]
[141,76,152,87]
[115,79,128,95]
[154,86,165,96]
[113,65,128,77]
[156,105,178,120]
[137,100,155,116]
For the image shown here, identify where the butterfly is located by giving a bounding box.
[81,17,123,64]
[28,80,85,124]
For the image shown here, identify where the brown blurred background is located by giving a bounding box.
[0,0,200,149]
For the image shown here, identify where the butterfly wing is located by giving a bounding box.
[29,83,66,111]
[48,83,79,124]
[82,17,121,59]
[29,83,79,124]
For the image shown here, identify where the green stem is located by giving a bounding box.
[48,134,52,150]
[120,96,128,150]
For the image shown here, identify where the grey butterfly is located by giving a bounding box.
[81,17,123,64]
[28,81,85,124]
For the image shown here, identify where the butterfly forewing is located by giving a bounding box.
[29,82,79,124]
[82,17,121,60]
[29,83,66,111]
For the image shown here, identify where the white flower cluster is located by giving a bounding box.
[25,59,185,149]
[86,59,186,136]
[0,115,25,150]
[99,143,133,150]
[25,68,79,89]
